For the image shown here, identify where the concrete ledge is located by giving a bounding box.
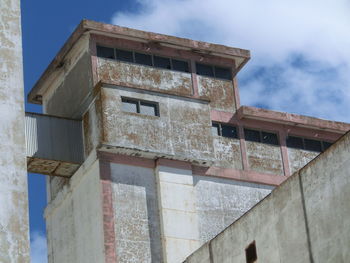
[237,106,350,133]
[192,166,286,186]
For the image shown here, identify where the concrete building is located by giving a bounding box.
[24,20,350,263]
[0,0,30,262]
[185,130,350,263]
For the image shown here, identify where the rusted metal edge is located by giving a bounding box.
[237,106,350,133]
[28,19,250,105]
[26,157,81,178]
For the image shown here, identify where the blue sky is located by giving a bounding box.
[21,0,350,262]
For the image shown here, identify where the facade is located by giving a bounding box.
[185,130,350,263]
[26,20,350,263]
[0,0,30,262]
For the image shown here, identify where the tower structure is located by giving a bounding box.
[0,0,30,262]
[26,20,350,263]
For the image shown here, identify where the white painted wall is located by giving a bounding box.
[0,0,29,261]
[45,160,105,263]
[156,166,201,263]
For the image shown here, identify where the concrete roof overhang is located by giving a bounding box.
[28,19,251,104]
[237,106,350,134]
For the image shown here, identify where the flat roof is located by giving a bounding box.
[28,19,250,104]
[237,106,350,133]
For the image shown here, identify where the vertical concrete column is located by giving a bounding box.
[0,0,30,262]
[190,60,199,97]
[155,160,200,263]
[279,129,291,176]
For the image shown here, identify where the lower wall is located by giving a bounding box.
[109,163,163,263]
[185,132,350,263]
[45,160,105,263]
[105,159,272,263]
[194,176,272,243]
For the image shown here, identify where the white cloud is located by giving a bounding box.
[30,231,47,263]
[111,0,350,122]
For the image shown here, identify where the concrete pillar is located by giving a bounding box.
[0,0,30,262]
[156,161,200,263]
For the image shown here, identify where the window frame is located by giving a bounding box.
[121,97,159,117]
[195,62,232,81]
[212,122,239,139]
[244,128,280,146]
[286,135,331,152]
[96,45,190,73]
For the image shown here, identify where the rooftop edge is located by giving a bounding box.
[27,19,251,104]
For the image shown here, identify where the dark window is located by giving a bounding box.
[261,131,279,145]
[245,241,257,263]
[172,59,189,72]
[211,123,220,136]
[286,136,304,149]
[244,129,261,142]
[154,56,171,69]
[121,98,138,113]
[135,52,152,66]
[97,46,115,59]
[221,125,238,139]
[322,141,332,150]
[116,49,133,62]
[212,122,238,139]
[121,97,159,117]
[196,63,214,77]
[287,136,330,152]
[214,66,232,80]
[140,101,158,116]
[304,139,322,152]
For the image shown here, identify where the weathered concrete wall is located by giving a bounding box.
[0,0,30,262]
[45,159,105,263]
[197,76,235,112]
[100,86,214,161]
[83,94,103,157]
[288,148,319,174]
[212,136,242,169]
[194,176,272,243]
[110,163,163,263]
[98,59,192,96]
[300,133,350,262]
[186,167,310,263]
[185,132,350,263]
[246,141,284,175]
[44,50,93,118]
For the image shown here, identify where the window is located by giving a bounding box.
[196,63,214,77]
[135,52,152,66]
[244,128,279,146]
[154,56,171,69]
[212,122,238,139]
[172,59,189,72]
[121,97,159,116]
[115,49,133,62]
[286,136,331,152]
[97,46,115,59]
[196,63,232,80]
[97,45,189,73]
[245,241,257,263]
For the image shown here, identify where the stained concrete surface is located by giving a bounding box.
[0,0,30,261]
[185,131,350,263]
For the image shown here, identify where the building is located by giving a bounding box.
[23,20,350,262]
[185,130,350,263]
